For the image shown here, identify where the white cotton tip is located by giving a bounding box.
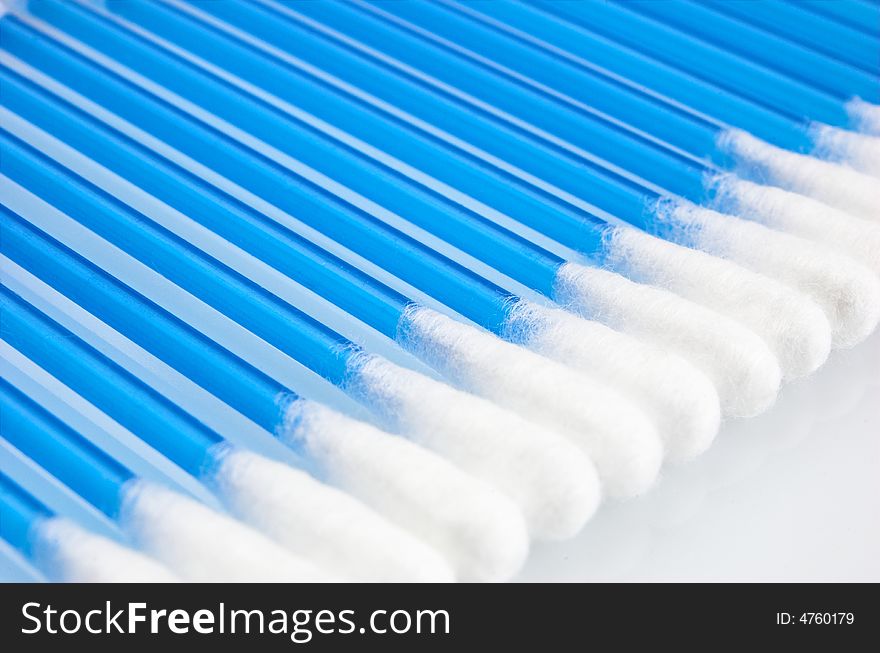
[712,174,880,277]
[32,517,178,582]
[118,480,332,582]
[503,301,720,463]
[602,222,832,379]
[398,306,663,499]
[846,97,880,136]
[656,202,880,348]
[210,447,454,582]
[719,128,880,220]
[554,263,782,418]
[810,123,880,178]
[280,400,529,582]
[345,354,601,540]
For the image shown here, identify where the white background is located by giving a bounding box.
[517,329,880,581]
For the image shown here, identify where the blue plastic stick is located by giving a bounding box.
[8,3,580,288]
[0,287,223,480]
[0,3,729,302]
[276,0,713,186]
[56,0,633,234]
[0,130,378,387]
[528,0,851,126]
[1,34,566,320]
[227,0,708,197]
[34,3,609,260]
[0,67,548,356]
[0,67,518,333]
[357,0,726,160]
[0,470,53,558]
[436,0,814,150]
[700,0,879,73]
[0,370,136,520]
[795,0,880,36]
[0,9,654,323]
[614,0,878,101]
[24,0,653,223]
[12,2,696,262]
[0,72,412,333]
[9,2,640,238]
[2,208,297,436]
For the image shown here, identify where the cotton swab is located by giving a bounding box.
[590,228,833,380]
[1,99,662,500]
[602,0,880,176]
[3,209,531,582]
[158,3,844,362]
[809,124,880,178]
[847,97,880,136]
[0,60,669,502]
[280,401,530,579]
[717,130,880,220]
[5,72,720,475]
[709,174,880,275]
[425,0,880,206]
[387,309,666,488]
[499,302,720,462]
[0,376,332,582]
[520,0,880,213]
[139,3,874,342]
[0,20,783,418]
[268,0,880,219]
[0,136,599,539]
[346,0,880,212]
[367,0,880,182]
[1,67,697,485]
[34,0,841,372]
[0,471,178,582]
[0,288,455,581]
[0,0,873,586]
[601,195,878,352]
[644,200,880,349]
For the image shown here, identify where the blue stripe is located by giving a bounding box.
[0,472,53,558]
[1,129,359,388]
[0,371,135,519]
[1,18,519,332]
[0,49,409,339]
[2,207,295,436]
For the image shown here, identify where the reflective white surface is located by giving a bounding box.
[517,329,880,582]
[2,322,877,583]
